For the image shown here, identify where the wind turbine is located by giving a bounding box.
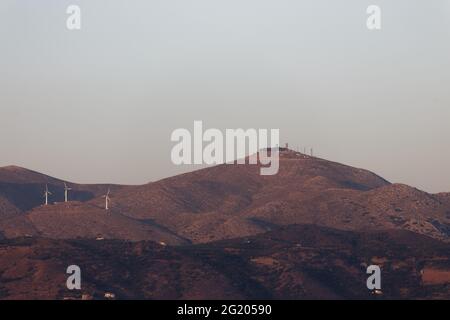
[64,182,72,203]
[43,184,52,206]
[102,188,111,210]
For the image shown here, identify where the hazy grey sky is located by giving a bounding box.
[1,0,450,193]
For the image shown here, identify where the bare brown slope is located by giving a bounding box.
[114,150,390,220]
[244,183,450,241]
[0,166,60,184]
[109,150,395,243]
[25,202,189,245]
[110,150,450,243]
[436,193,450,208]
[0,194,21,217]
[0,215,37,238]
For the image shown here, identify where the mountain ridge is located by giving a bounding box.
[1,150,449,244]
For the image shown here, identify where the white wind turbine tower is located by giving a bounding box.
[102,188,111,210]
[64,182,72,203]
[43,184,52,206]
